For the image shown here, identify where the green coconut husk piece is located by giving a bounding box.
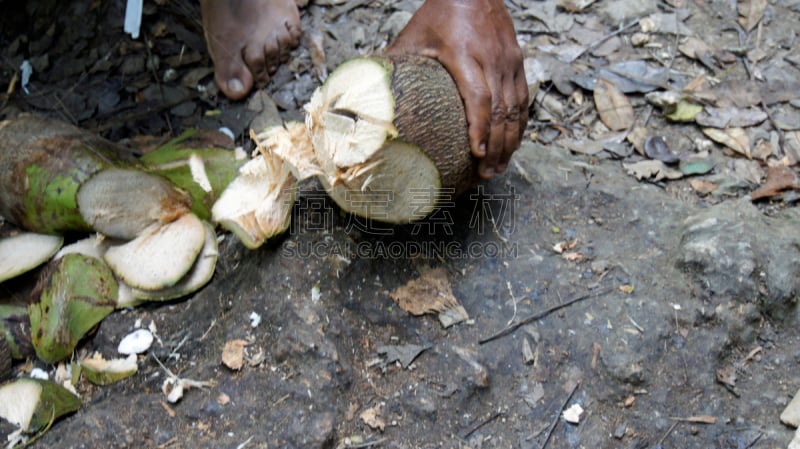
[0,304,34,360]
[79,353,138,385]
[0,115,133,234]
[0,232,63,283]
[0,377,81,433]
[141,130,247,220]
[29,254,117,364]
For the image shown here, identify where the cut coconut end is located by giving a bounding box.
[251,122,321,181]
[104,213,206,290]
[79,353,138,385]
[0,233,63,283]
[131,221,218,300]
[0,378,81,432]
[306,58,397,168]
[78,168,191,240]
[212,153,297,249]
[324,141,442,223]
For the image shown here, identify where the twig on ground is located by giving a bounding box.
[539,381,580,449]
[657,421,679,446]
[346,438,388,448]
[480,287,614,344]
[462,409,506,439]
[574,19,640,60]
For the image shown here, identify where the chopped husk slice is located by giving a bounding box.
[79,353,138,385]
[29,254,117,363]
[130,220,218,300]
[0,377,81,433]
[104,213,206,290]
[77,169,192,240]
[0,233,63,283]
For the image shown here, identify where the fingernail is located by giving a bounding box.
[227,78,244,94]
[482,166,495,178]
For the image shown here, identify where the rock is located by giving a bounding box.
[791,427,800,449]
[782,388,800,428]
[677,198,800,320]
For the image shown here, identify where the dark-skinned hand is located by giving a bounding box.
[386,0,528,179]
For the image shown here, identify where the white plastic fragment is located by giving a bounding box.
[563,403,584,424]
[19,60,33,94]
[118,328,154,355]
[124,0,143,39]
[249,312,261,328]
[29,368,48,380]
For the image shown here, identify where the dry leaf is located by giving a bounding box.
[626,126,648,155]
[689,179,718,195]
[696,106,767,128]
[560,138,605,155]
[623,160,684,181]
[738,0,767,31]
[594,78,635,131]
[557,0,597,12]
[750,166,800,200]
[388,268,468,327]
[360,405,385,431]
[678,37,712,60]
[702,127,751,158]
[222,339,246,370]
[785,131,800,165]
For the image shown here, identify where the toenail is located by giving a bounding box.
[227,78,244,94]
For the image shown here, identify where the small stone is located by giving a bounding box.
[563,403,584,424]
[781,388,800,428]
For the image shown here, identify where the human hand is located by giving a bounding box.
[386,0,528,179]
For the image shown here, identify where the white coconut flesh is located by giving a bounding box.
[104,213,206,291]
[54,234,110,261]
[305,58,398,168]
[0,233,63,283]
[131,221,218,300]
[322,141,441,223]
[211,152,296,249]
[77,169,191,240]
[0,378,42,431]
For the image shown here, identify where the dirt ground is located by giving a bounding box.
[1,0,800,448]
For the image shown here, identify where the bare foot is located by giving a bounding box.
[201,0,302,100]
